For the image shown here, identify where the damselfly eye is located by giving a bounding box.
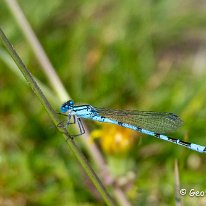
[60,104,68,113]
[68,100,74,107]
[60,100,74,113]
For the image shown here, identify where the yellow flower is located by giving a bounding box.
[90,124,138,155]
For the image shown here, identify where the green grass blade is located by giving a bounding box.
[0,27,115,206]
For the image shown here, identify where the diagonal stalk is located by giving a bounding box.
[3,1,132,205]
[0,28,115,206]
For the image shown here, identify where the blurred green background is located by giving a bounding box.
[1,0,206,205]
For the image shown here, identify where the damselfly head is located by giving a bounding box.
[60,100,74,113]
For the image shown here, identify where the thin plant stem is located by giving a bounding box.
[174,160,182,206]
[3,1,132,205]
[0,28,115,206]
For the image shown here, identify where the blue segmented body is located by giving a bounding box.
[60,100,206,153]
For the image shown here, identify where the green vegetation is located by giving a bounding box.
[1,0,206,205]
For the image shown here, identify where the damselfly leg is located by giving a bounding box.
[57,113,85,137]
